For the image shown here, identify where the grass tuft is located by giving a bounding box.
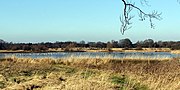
[0,81,5,89]
[81,70,96,79]
[111,75,127,85]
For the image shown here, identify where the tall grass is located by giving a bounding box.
[59,55,172,66]
[0,56,179,90]
[171,50,180,54]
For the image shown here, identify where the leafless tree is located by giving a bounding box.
[120,0,162,34]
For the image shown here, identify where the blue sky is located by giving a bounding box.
[0,0,180,43]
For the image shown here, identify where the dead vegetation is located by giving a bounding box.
[171,50,180,54]
[0,56,179,90]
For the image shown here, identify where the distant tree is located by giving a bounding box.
[0,39,7,50]
[38,45,48,51]
[1,39,179,51]
[106,42,113,51]
[157,41,164,48]
[153,42,159,48]
[119,38,133,48]
[64,43,76,52]
[0,43,6,50]
[79,40,86,44]
[143,39,154,48]
[96,42,106,48]
[134,41,143,50]
[31,45,40,52]
[111,40,119,48]
[88,42,97,48]
[22,45,31,51]
[0,39,6,43]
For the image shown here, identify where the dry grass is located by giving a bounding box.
[0,57,145,90]
[142,48,171,52]
[54,56,180,90]
[0,48,173,53]
[0,56,180,90]
[78,48,172,52]
[0,50,27,53]
[171,50,180,54]
[59,55,172,65]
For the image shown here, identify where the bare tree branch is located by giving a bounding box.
[178,0,180,4]
[120,0,162,35]
[140,0,150,6]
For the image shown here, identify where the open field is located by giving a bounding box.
[0,56,180,90]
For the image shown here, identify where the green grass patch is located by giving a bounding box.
[0,81,5,89]
[64,67,77,74]
[81,70,96,79]
[110,75,149,90]
[133,83,149,90]
[111,75,127,84]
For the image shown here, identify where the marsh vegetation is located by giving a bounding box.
[0,56,179,90]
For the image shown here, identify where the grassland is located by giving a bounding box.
[0,56,180,90]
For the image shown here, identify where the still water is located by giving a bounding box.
[0,52,179,59]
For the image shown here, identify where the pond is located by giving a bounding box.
[0,52,179,59]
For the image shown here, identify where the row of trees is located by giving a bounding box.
[0,39,180,52]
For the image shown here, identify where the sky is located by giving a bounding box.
[0,0,180,43]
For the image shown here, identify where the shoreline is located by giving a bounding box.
[0,48,177,53]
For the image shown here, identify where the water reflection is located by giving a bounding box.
[0,52,179,59]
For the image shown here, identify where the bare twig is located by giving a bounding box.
[140,0,150,6]
[178,0,180,4]
[120,0,162,35]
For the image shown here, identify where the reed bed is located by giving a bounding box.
[60,55,172,63]
[171,50,180,54]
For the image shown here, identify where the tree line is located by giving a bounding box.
[0,38,179,52]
